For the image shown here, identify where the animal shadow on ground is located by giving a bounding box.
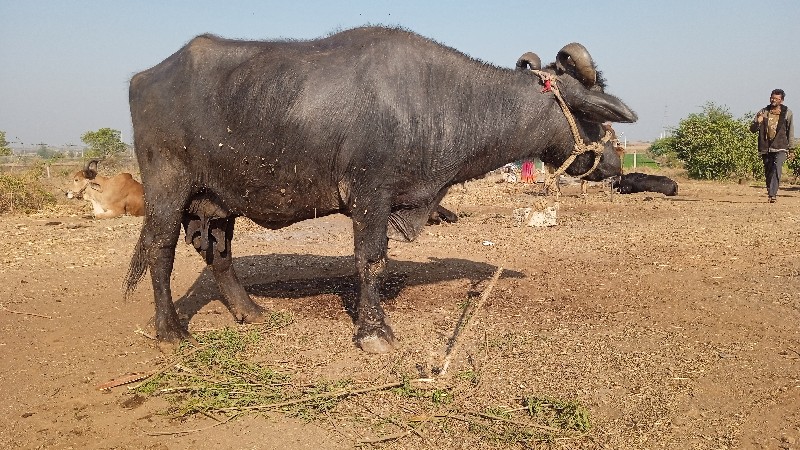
[173,254,524,325]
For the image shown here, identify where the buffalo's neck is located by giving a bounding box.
[448,90,557,183]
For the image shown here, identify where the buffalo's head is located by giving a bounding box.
[516,43,636,181]
[66,159,100,199]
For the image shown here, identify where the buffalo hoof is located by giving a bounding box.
[356,325,397,354]
[155,329,197,354]
[230,303,268,324]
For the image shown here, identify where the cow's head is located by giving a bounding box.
[516,43,636,181]
[66,160,101,199]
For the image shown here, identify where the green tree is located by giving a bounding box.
[666,103,761,180]
[36,144,61,160]
[80,128,127,158]
[0,131,12,156]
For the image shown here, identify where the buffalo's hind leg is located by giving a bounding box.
[351,193,397,353]
[183,200,266,324]
[141,208,194,346]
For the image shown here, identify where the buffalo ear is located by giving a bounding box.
[562,88,638,123]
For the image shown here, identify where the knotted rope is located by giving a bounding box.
[70,179,101,198]
[531,70,612,195]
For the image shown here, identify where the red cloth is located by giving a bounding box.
[521,160,535,183]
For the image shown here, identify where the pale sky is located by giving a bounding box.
[1,0,798,148]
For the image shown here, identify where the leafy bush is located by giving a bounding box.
[0,165,57,214]
[648,136,682,168]
[788,153,800,183]
[665,103,761,180]
[649,136,676,157]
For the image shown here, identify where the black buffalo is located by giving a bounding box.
[126,27,636,353]
[612,172,679,196]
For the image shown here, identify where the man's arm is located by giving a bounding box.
[750,110,764,133]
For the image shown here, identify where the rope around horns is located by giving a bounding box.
[530,70,611,194]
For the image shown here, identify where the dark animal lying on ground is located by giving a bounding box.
[126,26,636,353]
[612,172,678,196]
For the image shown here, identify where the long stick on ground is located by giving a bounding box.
[0,303,52,319]
[439,267,503,376]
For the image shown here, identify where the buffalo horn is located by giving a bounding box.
[555,42,596,88]
[515,52,541,71]
[84,159,100,172]
[83,159,100,179]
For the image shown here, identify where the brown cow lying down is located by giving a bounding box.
[66,160,145,218]
[612,172,678,196]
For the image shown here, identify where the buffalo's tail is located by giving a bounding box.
[124,223,149,299]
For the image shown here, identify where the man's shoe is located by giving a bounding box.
[768,196,776,203]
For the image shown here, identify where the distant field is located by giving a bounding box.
[622,153,658,169]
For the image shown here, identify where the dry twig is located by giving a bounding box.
[146,412,241,436]
[134,326,156,340]
[97,371,158,391]
[356,431,411,446]
[0,303,52,319]
[439,267,503,376]
[409,409,563,434]
[213,380,408,413]
[355,402,428,446]
[469,410,562,432]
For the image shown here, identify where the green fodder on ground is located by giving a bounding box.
[131,323,591,448]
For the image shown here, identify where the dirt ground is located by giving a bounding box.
[1,172,798,450]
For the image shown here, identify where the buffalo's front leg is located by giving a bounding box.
[351,195,396,353]
[208,218,266,323]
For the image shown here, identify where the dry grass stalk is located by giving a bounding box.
[356,402,429,444]
[356,431,412,445]
[470,410,563,433]
[131,343,213,391]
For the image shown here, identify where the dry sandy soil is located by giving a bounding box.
[1,173,798,450]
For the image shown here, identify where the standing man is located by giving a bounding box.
[751,89,796,203]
